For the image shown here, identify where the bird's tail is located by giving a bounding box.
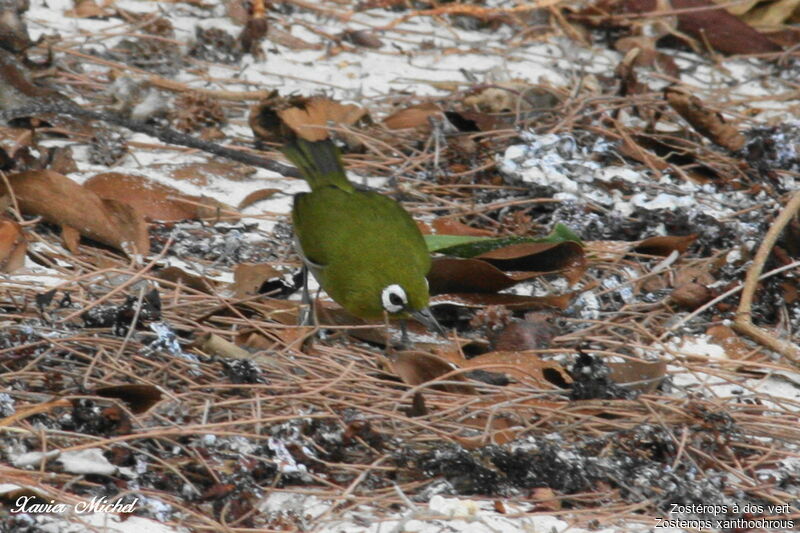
[281,139,354,192]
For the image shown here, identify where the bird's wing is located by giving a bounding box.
[292,187,429,274]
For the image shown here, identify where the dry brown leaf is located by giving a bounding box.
[431,218,494,237]
[238,188,280,209]
[195,332,285,370]
[232,263,282,298]
[615,36,680,78]
[268,27,322,50]
[248,92,309,142]
[61,225,81,255]
[49,146,79,175]
[584,240,634,261]
[618,134,670,172]
[0,218,26,272]
[279,97,367,142]
[154,266,215,293]
[93,384,163,414]
[491,314,558,351]
[476,241,585,273]
[670,282,711,309]
[463,81,559,114]
[634,234,697,256]
[530,487,562,512]
[84,172,235,222]
[623,0,782,54]
[607,359,666,393]
[740,0,800,27]
[780,280,798,304]
[340,29,383,48]
[665,88,746,151]
[237,331,273,350]
[428,257,545,294]
[383,103,444,131]
[455,415,520,448]
[0,170,149,256]
[66,0,108,18]
[226,0,249,24]
[720,0,761,15]
[391,351,475,394]
[460,350,569,387]
[763,28,800,47]
[430,242,586,293]
[707,325,761,360]
[159,160,256,186]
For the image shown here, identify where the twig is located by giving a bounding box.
[733,191,800,364]
[0,103,300,178]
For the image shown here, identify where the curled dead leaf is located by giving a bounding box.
[459,350,570,388]
[427,240,585,295]
[665,87,746,151]
[278,97,367,142]
[248,91,307,142]
[93,384,163,415]
[706,325,759,361]
[491,314,558,352]
[530,487,562,512]
[164,160,257,186]
[740,0,800,26]
[463,81,560,114]
[238,188,280,210]
[391,351,475,394]
[475,241,585,272]
[606,359,666,393]
[634,234,697,256]
[584,240,634,261]
[85,172,234,222]
[456,414,520,448]
[670,282,711,309]
[226,0,249,24]
[195,332,284,370]
[383,103,444,132]
[340,29,383,48]
[268,27,322,50]
[232,263,283,298]
[0,217,26,272]
[428,257,543,294]
[154,266,215,293]
[622,0,782,55]
[66,0,108,18]
[0,170,149,256]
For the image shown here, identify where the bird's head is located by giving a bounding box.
[379,281,443,335]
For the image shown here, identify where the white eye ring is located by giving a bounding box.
[381,284,407,313]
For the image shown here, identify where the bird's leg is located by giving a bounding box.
[298,265,314,327]
[400,319,410,348]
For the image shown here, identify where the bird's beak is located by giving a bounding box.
[411,308,446,337]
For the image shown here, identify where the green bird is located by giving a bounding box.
[282,139,443,337]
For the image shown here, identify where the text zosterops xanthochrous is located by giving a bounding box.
[282,139,442,334]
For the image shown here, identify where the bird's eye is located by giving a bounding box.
[381,284,407,313]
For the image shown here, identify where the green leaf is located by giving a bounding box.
[550,223,582,244]
[424,234,493,253]
[425,223,582,258]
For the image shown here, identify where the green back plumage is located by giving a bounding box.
[281,139,354,192]
[283,138,432,319]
